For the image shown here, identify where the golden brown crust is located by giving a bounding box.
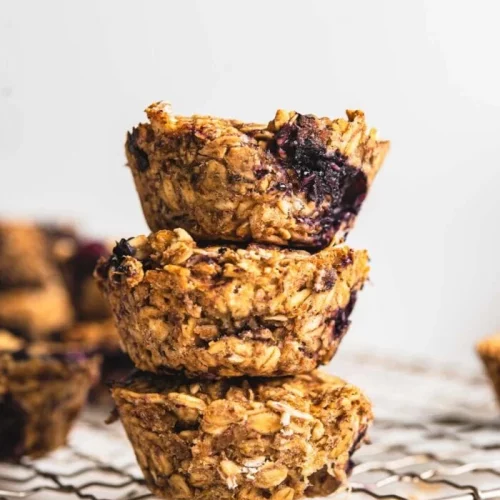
[126,103,389,249]
[95,229,369,378]
[477,334,500,405]
[0,332,100,458]
[111,370,373,500]
[0,222,73,338]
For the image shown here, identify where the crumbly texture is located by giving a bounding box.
[0,332,100,458]
[126,102,389,249]
[477,334,500,404]
[96,229,369,378]
[0,222,73,338]
[111,370,373,500]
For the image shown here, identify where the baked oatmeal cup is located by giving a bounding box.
[110,369,373,500]
[96,228,369,378]
[0,331,100,459]
[126,102,389,249]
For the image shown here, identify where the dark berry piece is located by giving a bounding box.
[272,114,363,205]
[322,269,337,291]
[127,128,150,172]
[255,169,270,179]
[113,238,136,259]
[332,293,358,340]
[96,238,135,281]
[270,113,369,244]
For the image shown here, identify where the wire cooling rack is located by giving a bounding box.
[0,350,499,500]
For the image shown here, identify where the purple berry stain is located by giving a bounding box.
[127,128,150,172]
[271,114,368,243]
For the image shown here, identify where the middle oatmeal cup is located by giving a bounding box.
[95,228,369,378]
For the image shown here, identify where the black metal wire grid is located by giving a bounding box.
[0,351,499,500]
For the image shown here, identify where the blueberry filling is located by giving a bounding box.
[254,169,270,180]
[320,269,336,291]
[0,394,27,459]
[127,128,150,172]
[349,425,368,454]
[97,238,136,278]
[332,292,358,340]
[113,238,136,260]
[271,114,368,237]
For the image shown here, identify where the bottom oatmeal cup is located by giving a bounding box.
[110,370,373,500]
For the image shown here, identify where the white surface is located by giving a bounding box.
[1,0,500,363]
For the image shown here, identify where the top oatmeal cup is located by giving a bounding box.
[126,102,389,249]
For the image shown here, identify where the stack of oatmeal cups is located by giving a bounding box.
[97,102,389,500]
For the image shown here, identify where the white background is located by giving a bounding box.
[1,0,499,365]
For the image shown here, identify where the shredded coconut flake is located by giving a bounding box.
[226,476,238,490]
[268,401,313,421]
